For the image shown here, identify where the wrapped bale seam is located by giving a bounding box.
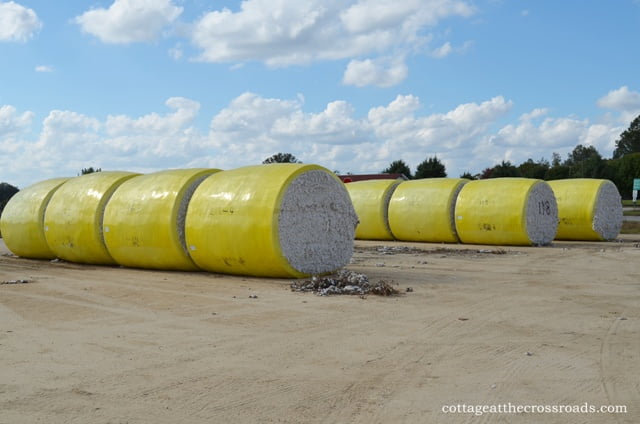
[388,178,468,243]
[103,168,219,270]
[0,178,69,259]
[345,179,401,240]
[185,164,358,278]
[454,178,558,246]
[43,171,139,264]
[548,179,622,241]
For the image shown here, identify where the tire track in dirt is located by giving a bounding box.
[599,311,639,424]
[314,289,513,423]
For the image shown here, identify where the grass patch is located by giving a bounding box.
[622,200,640,207]
[624,210,640,216]
[620,221,640,234]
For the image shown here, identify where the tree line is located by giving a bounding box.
[381,114,640,198]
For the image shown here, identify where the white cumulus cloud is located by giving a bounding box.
[430,42,453,58]
[343,56,408,87]
[597,86,640,123]
[474,106,625,172]
[105,97,202,157]
[0,105,34,154]
[2,87,632,189]
[190,0,475,70]
[272,100,370,144]
[200,92,512,174]
[0,1,42,42]
[35,65,54,72]
[0,104,33,136]
[75,0,183,44]
[37,110,101,149]
[597,86,640,110]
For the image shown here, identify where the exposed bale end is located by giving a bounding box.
[388,178,468,243]
[548,179,622,241]
[185,164,358,278]
[345,179,401,240]
[103,168,219,270]
[524,181,560,245]
[0,178,69,259]
[279,169,358,275]
[44,171,139,264]
[455,178,558,246]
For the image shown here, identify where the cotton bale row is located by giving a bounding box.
[348,177,559,246]
[548,179,622,241]
[388,178,467,243]
[43,171,139,265]
[103,168,218,271]
[186,164,358,278]
[454,178,559,246]
[0,177,69,259]
[345,180,400,240]
[0,164,358,278]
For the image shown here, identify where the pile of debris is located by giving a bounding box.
[0,279,31,285]
[291,269,399,296]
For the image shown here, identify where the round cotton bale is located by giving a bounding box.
[103,168,219,271]
[548,179,622,241]
[185,164,358,278]
[454,178,558,246]
[345,179,401,240]
[388,178,468,243]
[0,177,69,259]
[43,171,139,264]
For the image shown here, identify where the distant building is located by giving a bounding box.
[337,173,409,183]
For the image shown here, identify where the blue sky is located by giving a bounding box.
[1,0,639,188]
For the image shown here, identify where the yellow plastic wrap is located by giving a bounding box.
[185,164,358,278]
[454,178,558,246]
[0,178,69,259]
[388,178,468,243]
[345,179,401,240]
[103,168,219,270]
[43,171,139,264]
[548,179,622,241]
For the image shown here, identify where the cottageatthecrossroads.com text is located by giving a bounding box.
[442,402,628,416]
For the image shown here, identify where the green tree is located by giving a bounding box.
[0,182,20,232]
[80,167,102,175]
[545,152,570,180]
[564,144,604,178]
[478,167,494,179]
[262,153,301,164]
[459,171,476,180]
[518,158,550,180]
[545,164,570,180]
[488,160,519,178]
[601,158,621,187]
[613,114,640,158]
[382,159,412,179]
[615,153,640,198]
[414,156,446,179]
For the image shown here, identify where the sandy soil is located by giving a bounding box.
[1,236,639,424]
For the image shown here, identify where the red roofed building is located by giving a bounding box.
[338,173,409,183]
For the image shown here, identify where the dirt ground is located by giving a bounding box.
[1,236,639,424]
